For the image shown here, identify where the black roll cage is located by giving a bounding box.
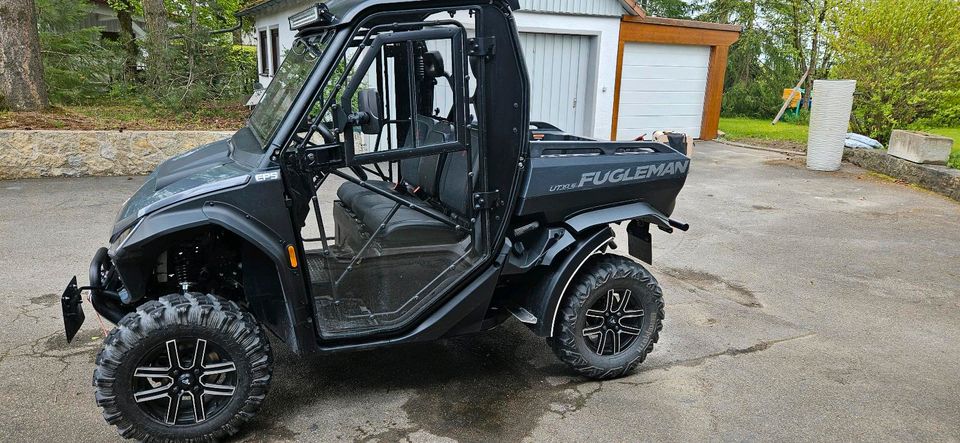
[209,0,530,353]
[282,16,470,159]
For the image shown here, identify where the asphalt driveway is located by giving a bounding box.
[1,141,958,442]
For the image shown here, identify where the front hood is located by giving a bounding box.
[112,137,253,239]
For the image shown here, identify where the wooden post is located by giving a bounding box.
[699,45,729,140]
[772,69,810,125]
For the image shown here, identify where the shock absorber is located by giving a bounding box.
[172,243,201,293]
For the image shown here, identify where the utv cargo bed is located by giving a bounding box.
[518,128,690,223]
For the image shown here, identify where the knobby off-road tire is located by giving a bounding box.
[550,254,664,380]
[93,293,273,442]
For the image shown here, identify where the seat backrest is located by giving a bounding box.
[398,116,434,185]
[398,117,471,217]
[418,120,459,193]
[436,125,477,217]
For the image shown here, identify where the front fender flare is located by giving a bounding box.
[113,202,313,353]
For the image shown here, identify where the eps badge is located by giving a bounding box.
[255,171,280,182]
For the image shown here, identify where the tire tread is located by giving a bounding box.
[93,293,273,442]
[549,254,664,380]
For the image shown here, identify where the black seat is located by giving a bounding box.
[335,117,470,249]
[354,203,463,248]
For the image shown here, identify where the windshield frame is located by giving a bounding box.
[247,32,332,147]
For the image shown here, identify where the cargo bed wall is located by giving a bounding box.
[516,140,689,223]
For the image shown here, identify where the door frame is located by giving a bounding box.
[516,28,599,138]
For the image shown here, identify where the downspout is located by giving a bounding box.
[210,16,244,35]
[169,17,244,40]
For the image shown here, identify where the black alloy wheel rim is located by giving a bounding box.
[132,337,239,426]
[581,289,645,356]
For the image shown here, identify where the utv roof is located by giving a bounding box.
[237,0,521,25]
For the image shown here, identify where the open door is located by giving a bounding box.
[290,23,486,340]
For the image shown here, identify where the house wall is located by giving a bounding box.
[248,4,623,138]
[519,0,626,16]
[253,7,301,86]
[512,11,621,139]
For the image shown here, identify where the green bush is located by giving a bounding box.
[33,0,256,111]
[831,0,960,143]
[37,0,123,104]
[720,27,800,119]
[143,30,253,110]
[229,45,258,93]
[949,150,960,170]
[780,108,810,125]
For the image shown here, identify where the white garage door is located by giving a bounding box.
[519,32,595,136]
[616,43,710,140]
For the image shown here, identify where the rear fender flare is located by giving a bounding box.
[521,226,614,336]
[564,201,671,234]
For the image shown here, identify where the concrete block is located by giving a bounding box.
[888,129,953,164]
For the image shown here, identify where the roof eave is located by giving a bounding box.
[618,0,645,16]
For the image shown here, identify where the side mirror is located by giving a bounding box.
[355,88,383,135]
[253,82,265,91]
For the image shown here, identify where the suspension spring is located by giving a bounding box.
[173,244,201,293]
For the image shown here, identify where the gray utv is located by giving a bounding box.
[59,0,690,440]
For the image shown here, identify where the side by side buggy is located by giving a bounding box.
[60,0,691,440]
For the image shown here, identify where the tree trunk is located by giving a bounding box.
[0,0,49,111]
[141,0,169,85]
[115,0,139,81]
[806,1,829,95]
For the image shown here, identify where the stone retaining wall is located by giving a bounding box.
[0,130,234,180]
[844,148,960,202]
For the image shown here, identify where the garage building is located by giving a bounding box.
[238,0,740,140]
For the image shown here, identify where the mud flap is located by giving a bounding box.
[61,276,85,343]
[627,220,652,264]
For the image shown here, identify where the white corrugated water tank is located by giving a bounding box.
[806,80,857,171]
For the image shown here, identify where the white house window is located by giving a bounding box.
[270,28,280,75]
[258,29,269,75]
[258,27,281,76]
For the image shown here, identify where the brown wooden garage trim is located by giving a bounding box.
[611,17,740,141]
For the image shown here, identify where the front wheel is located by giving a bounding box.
[93,293,273,442]
[550,254,664,380]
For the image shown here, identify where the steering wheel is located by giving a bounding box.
[300,119,367,181]
[314,120,336,144]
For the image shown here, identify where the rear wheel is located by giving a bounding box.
[93,293,273,442]
[550,254,664,380]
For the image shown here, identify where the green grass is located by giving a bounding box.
[924,127,960,145]
[719,117,960,169]
[718,117,809,143]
